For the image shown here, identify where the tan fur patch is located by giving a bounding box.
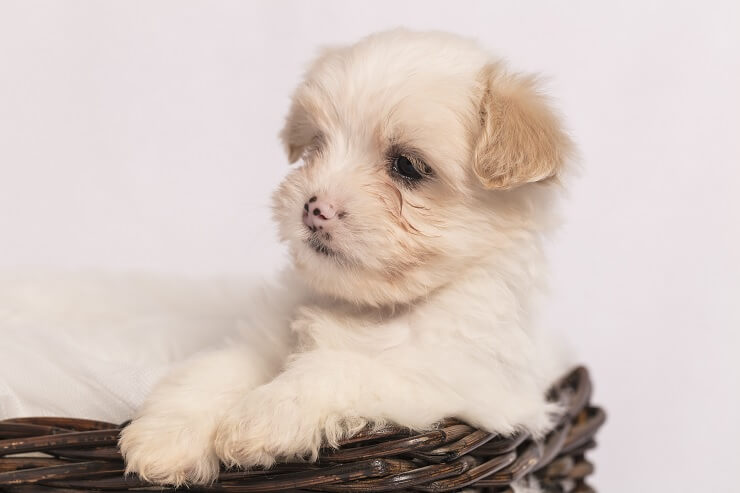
[473,65,572,190]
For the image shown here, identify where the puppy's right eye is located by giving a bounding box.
[391,155,431,183]
[394,156,422,180]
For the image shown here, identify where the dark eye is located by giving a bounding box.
[392,155,426,181]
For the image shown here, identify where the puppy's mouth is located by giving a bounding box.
[305,233,340,258]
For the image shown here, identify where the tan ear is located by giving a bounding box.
[473,65,572,190]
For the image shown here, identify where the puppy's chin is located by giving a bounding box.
[289,240,440,307]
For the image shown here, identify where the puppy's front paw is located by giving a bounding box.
[213,390,306,469]
[214,385,359,469]
[119,415,220,486]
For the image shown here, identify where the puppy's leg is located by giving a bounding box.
[210,351,456,468]
[213,346,556,469]
[119,346,281,486]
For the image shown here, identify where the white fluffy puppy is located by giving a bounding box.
[120,29,574,486]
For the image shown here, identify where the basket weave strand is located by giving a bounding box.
[0,366,605,492]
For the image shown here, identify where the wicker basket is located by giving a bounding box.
[0,366,604,493]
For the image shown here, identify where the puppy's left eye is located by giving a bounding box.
[392,155,429,182]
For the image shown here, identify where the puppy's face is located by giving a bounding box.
[273,30,571,306]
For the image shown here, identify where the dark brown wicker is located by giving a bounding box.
[0,366,604,493]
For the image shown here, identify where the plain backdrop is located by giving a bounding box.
[1,1,739,491]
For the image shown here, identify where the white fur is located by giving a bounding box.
[120,29,574,485]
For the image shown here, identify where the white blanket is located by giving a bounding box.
[0,272,266,423]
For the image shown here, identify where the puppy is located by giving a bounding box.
[120,29,574,486]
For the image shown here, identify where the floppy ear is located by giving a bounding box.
[473,65,572,190]
[279,45,350,163]
[279,96,317,164]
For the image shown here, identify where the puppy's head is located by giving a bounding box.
[273,30,572,306]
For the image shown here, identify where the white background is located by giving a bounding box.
[1,1,739,491]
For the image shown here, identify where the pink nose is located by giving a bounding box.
[303,196,337,231]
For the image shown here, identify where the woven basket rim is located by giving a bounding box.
[0,366,605,492]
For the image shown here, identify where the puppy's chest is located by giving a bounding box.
[288,304,418,353]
